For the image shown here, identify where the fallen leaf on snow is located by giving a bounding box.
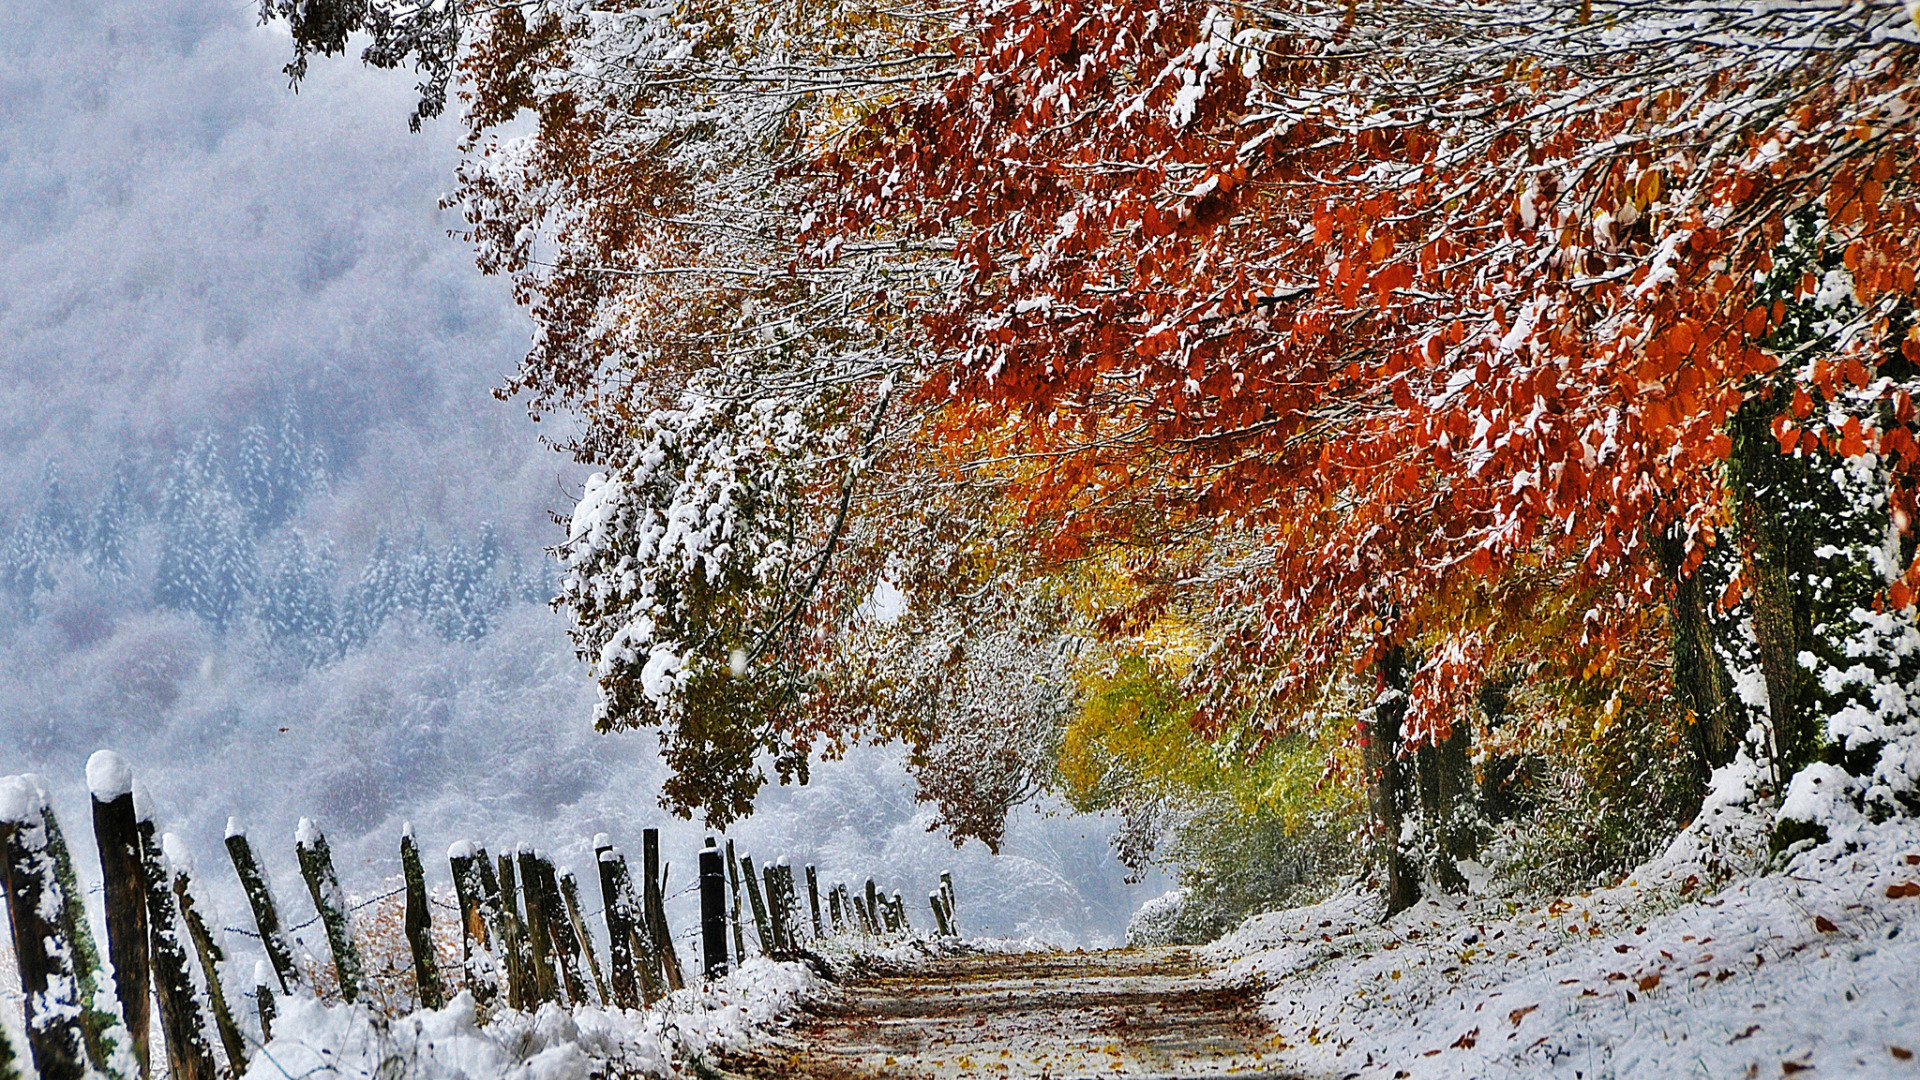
[1509,1005,1538,1026]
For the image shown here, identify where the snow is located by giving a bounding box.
[450,839,477,859]
[85,750,133,801]
[1207,808,1920,1079]
[226,816,246,839]
[0,774,42,824]
[237,956,820,1080]
[295,816,321,846]
[161,831,194,876]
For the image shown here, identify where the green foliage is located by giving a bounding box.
[1062,653,1361,935]
[1492,700,1701,894]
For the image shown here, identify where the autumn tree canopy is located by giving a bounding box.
[269,0,1920,903]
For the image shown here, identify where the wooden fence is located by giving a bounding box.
[0,754,960,1080]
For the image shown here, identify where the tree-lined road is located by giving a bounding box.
[712,947,1303,1080]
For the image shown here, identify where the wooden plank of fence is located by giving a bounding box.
[611,855,661,1004]
[293,818,364,1003]
[223,824,300,996]
[559,871,607,1005]
[930,893,952,937]
[827,885,844,933]
[594,840,639,1010]
[496,852,535,1009]
[89,756,151,1080]
[447,843,499,1005]
[740,855,774,957]
[400,828,446,1010]
[804,865,823,939]
[941,871,957,935]
[138,822,217,1080]
[252,962,277,1044]
[642,830,684,992]
[514,848,558,1004]
[1,778,90,1080]
[40,803,124,1080]
[536,859,588,1005]
[723,841,747,960]
[172,858,249,1075]
[699,840,728,979]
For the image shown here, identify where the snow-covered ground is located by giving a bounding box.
[238,956,817,1080]
[1210,811,1920,1078]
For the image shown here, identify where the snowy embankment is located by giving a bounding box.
[240,957,814,1080]
[1207,778,1920,1078]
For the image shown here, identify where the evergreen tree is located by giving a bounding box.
[260,533,339,664]
[84,462,135,578]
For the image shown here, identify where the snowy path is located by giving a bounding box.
[708,947,1306,1079]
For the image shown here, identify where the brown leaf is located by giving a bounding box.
[1813,915,1839,933]
[1782,1061,1814,1074]
[1509,1005,1538,1026]
[1890,1045,1914,1060]
[1636,973,1661,992]
[1451,1026,1479,1049]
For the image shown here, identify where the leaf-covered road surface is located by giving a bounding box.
[710,947,1307,1080]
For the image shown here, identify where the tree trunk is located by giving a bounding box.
[1364,646,1420,916]
[1654,525,1742,791]
[1730,397,1820,786]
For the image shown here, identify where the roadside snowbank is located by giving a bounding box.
[1210,814,1920,1079]
[240,957,816,1080]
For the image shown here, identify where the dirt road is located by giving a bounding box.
[708,947,1305,1080]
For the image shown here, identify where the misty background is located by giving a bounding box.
[0,0,1162,992]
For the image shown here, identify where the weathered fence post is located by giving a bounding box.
[89,753,151,1080]
[293,818,364,1003]
[400,827,445,1010]
[535,858,587,1005]
[252,962,277,1044]
[595,839,639,1010]
[773,858,797,947]
[723,840,747,960]
[941,871,957,935]
[37,797,125,1080]
[865,880,881,933]
[1,776,91,1080]
[699,839,728,979]
[828,885,844,933]
[448,842,500,1004]
[892,891,909,933]
[495,851,534,1009]
[641,829,685,991]
[170,844,248,1074]
[224,821,300,996]
[930,893,951,937]
[739,855,774,956]
[514,847,558,1004]
[139,821,217,1080]
[762,863,788,954]
[804,864,823,939]
[559,871,607,1004]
